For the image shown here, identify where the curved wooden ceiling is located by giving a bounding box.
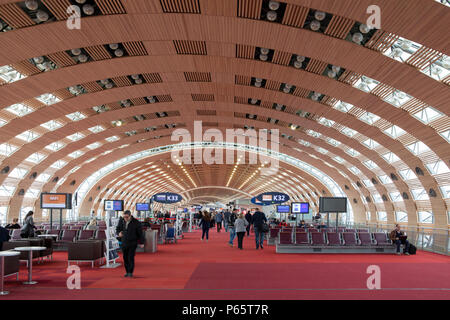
[0,0,449,227]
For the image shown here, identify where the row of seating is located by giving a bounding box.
[270,227,369,239]
[278,231,393,246]
[8,228,106,242]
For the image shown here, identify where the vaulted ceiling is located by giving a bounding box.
[0,0,449,227]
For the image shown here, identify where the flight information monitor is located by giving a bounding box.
[136,203,150,211]
[291,202,309,214]
[276,205,290,213]
[40,193,72,209]
[104,200,124,211]
[319,197,347,213]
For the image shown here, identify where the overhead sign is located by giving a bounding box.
[250,197,272,206]
[152,192,183,204]
[256,192,290,204]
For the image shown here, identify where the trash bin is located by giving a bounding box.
[144,230,157,253]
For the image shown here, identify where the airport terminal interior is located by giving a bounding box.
[0,0,449,300]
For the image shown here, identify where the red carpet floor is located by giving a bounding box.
[1,228,449,300]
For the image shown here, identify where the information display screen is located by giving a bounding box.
[104,200,124,211]
[277,205,290,213]
[319,197,347,213]
[291,202,309,214]
[40,193,72,209]
[136,203,150,211]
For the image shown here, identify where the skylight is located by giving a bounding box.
[413,107,444,124]
[425,160,450,175]
[25,152,45,163]
[67,132,85,141]
[45,141,65,151]
[36,93,61,105]
[105,136,119,142]
[383,90,412,107]
[68,151,83,158]
[384,125,405,138]
[406,141,430,155]
[51,160,67,169]
[395,211,408,222]
[399,168,417,180]
[36,173,51,182]
[0,65,26,83]
[390,192,402,202]
[6,103,33,117]
[378,175,392,184]
[16,130,39,142]
[88,125,105,133]
[87,142,101,150]
[382,152,400,163]
[353,76,379,92]
[363,160,378,169]
[362,138,379,149]
[41,120,62,131]
[333,101,353,113]
[341,127,357,137]
[359,112,380,125]
[0,143,18,156]
[411,188,429,200]
[8,168,28,179]
[66,112,86,121]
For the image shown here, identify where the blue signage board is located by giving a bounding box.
[250,197,272,206]
[256,192,290,204]
[152,192,182,204]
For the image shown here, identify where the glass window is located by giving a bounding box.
[0,206,7,225]
[363,160,378,169]
[40,120,62,131]
[25,152,45,163]
[395,211,408,222]
[353,76,379,92]
[68,151,84,158]
[349,167,361,174]
[50,160,67,169]
[384,125,405,138]
[425,160,450,175]
[413,107,443,124]
[0,185,15,196]
[333,101,353,113]
[399,168,417,180]
[382,152,400,163]
[390,192,402,202]
[334,156,344,163]
[36,173,51,182]
[306,130,321,138]
[67,132,85,141]
[366,212,371,220]
[418,211,433,224]
[5,103,33,117]
[411,188,429,200]
[16,130,40,142]
[88,125,104,133]
[373,194,383,203]
[440,186,450,199]
[362,138,379,149]
[383,90,412,107]
[341,126,357,137]
[105,136,119,142]
[359,112,380,125]
[0,65,27,83]
[378,175,392,184]
[45,141,65,151]
[327,138,340,146]
[36,93,60,105]
[318,118,335,127]
[440,129,450,142]
[377,211,387,221]
[24,188,39,198]
[8,168,28,179]
[66,112,86,121]
[346,148,360,157]
[87,142,101,150]
[406,141,430,155]
[363,179,373,187]
[0,143,18,156]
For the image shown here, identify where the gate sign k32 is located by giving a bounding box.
[256,192,290,204]
[152,192,183,204]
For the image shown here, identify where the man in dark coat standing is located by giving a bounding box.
[0,225,10,251]
[116,210,145,278]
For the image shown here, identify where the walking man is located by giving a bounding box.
[116,210,145,278]
[252,210,267,249]
[227,209,238,247]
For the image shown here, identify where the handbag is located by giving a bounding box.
[261,222,269,233]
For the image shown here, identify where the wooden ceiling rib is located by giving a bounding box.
[41,0,72,20]
[237,0,261,20]
[0,2,34,28]
[155,94,172,102]
[112,76,132,87]
[160,0,200,13]
[173,40,207,55]
[305,59,328,75]
[47,51,77,67]
[272,51,291,66]
[84,45,112,61]
[365,30,399,53]
[324,15,355,40]
[52,88,73,100]
[9,60,40,76]
[82,81,103,93]
[282,3,308,28]
[142,73,163,83]
[184,71,211,82]
[122,41,148,56]
[236,44,255,59]
[406,46,443,70]
[94,0,126,14]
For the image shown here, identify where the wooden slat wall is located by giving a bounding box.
[272,51,291,66]
[112,76,132,87]
[82,81,103,93]
[235,75,251,86]
[184,71,212,82]
[365,30,399,53]
[406,46,443,70]
[192,93,214,101]
[142,73,163,83]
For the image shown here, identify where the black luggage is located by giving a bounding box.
[408,244,417,255]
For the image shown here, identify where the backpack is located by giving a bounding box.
[229,213,237,225]
[408,244,417,255]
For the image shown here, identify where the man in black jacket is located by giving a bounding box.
[245,211,253,236]
[252,210,267,249]
[116,210,145,278]
[0,225,10,251]
[5,218,20,229]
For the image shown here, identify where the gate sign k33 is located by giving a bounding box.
[256,192,290,204]
[152,192,183,204]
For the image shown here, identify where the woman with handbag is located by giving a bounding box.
[20,211,36,238]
